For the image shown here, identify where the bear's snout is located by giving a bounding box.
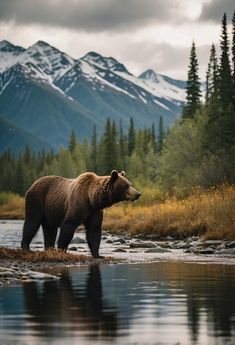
[127,187,141,201]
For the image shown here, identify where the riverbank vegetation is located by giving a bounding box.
[104,184,235,240]
[0,247,89,263]
[0,184,234,240]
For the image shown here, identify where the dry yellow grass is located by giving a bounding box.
[0,192,24,219]
[103,185,235,240]
[0,247,90,262]
[0,185,235,240]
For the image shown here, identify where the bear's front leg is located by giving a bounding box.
[58,220,77,251]
[84,211,103,258]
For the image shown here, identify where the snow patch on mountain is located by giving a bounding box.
[114,69,186,104]
[0,40,76,83]
[79,60,137,98]
[0,40,25,72]
[139,69,186,102]
[83,52,130,74]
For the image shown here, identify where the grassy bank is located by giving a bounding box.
[0,192,24,219]
[0,247,89,263]
[104,185,235,240]
[0,185,235,240]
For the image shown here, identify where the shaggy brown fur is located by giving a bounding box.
[21,170,140,257]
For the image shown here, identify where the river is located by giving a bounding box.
[1,220,235,345]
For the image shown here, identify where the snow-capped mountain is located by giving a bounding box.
[0,40,186,153]
[82,51,131,74]
[139,69,186,103]
[0,40,25,72]
[0,40,76,83]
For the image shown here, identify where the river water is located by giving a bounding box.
[1,221,235,345]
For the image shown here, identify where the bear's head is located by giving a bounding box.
[109,170,141,204]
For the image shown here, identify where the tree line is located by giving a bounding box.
[0,117,165,196]
[157,11,235,194]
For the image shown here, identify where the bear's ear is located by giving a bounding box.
[110,170,118,182]
[120,171,125,177]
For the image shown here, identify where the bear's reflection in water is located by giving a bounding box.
[23,265,118,339]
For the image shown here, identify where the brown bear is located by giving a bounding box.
[21,170,141,257]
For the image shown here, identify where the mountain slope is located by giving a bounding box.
[0,64,99,149]
[55,53,184,129]
[0,115,52,154]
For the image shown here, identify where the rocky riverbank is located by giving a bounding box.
[2,230,235,286]
[0,247,115,285]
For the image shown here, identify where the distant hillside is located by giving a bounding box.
[0,115,52,154]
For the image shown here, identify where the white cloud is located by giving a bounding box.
[0,0,226,80]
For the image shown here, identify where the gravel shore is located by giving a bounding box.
[2,230,235,285]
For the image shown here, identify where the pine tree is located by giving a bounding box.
[14,152,27,196]
[24,145,31,165]
[111,121,119,168]
[68,130,77,153]
[103,118,116,174]
[183,42,201,119]
[151,123,157,153]
[158,116,164,153]
[143,128,149,155]
[219,13,235,156]
[232,10,235,104]
[206,44,220,105]
[119,120,127,170]
[128,117,135,156]
[90,125,97,172]
[219,13,233,109]
[204,44,222,153]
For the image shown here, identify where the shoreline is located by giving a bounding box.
[1,232,235,285]
[0,248,118,285]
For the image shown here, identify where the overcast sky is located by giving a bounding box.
[0,0,234,79]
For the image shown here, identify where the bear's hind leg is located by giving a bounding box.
[42,221,58,250]
[84,211,103,258]
[21,218,41,250]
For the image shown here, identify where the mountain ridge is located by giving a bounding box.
[0,40,186,153]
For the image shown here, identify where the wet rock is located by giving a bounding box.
[154,241,170,248]
[113,238,126,244]
[198,248,215,255]
[106,239,113,244]
[0,270,14,277]
[113,248,127,253]
[130,241,157,249]
[190,239,204,247]
[27,271,59,280]
[71,237,86,244]
[217,243,226,250]
[20,275,29,280]
[172,242,190,250]
[144,234,161,241]
[166,236,174,241]
[144,247,171,253]
[227,241,235,249]
[69,247,78,251]
[203,240,223,246]
[217,248,235,255]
